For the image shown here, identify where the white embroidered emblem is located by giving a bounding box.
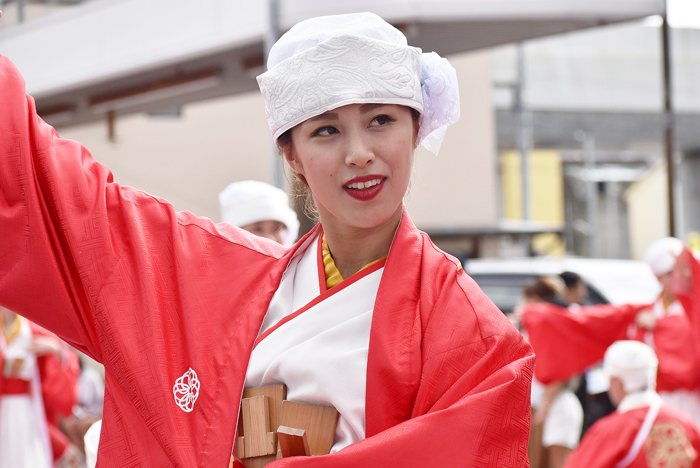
[173,368,200,413]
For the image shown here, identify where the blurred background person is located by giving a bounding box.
[560,271,587,306]
[1,306,80,468]
[219,180,299,247]
[523,277,584,468]
[565,340,700,468]
[522,237,700,426]
[559,270,616,437]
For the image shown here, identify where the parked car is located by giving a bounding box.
[465,257,660,314]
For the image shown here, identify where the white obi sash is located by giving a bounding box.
[245,231,384,453]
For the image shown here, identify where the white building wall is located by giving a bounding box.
[491,21,700,115]
[406,51,498,229]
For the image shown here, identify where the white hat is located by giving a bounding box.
[604,340,658,393]
[219,180,300,247]
[256,12,460,155]
[644,237,683,277]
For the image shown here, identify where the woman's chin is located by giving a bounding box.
[343,206,403,232]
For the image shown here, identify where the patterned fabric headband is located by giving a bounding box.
[256,12,460,155]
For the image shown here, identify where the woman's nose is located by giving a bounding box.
[344,132,375,168]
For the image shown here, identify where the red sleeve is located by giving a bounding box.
[0,54,283,362]
[676,249,700,339]
[521,302,643,383]
[31,323,81,423]
[564,412,637,468]
[38,348,81,424]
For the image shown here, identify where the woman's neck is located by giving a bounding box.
[321,206,402,280]
[2,310,17,330]
[661,289,676,308]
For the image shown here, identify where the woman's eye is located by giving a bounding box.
[370,114,396,126]
[312,126,338,137]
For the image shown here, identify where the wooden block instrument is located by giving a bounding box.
[232,384,339,468]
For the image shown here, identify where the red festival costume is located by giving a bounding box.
[565,401,700,468]
[0,56,534,467]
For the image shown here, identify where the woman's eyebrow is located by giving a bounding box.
[308,112,339,122]
[359,103,385,114]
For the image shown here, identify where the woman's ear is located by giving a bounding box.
[282,145,305,178]
[413,118,420,150]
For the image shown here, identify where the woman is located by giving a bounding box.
[0,11,534,467]
[1,307,80,468]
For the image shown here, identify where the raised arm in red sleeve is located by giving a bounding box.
[521,302,644,383]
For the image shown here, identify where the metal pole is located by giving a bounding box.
[662,8,677,237]
[583,132,599,257]
[515,43,532,221]
[18,0,26,23]
[265,0,285,189]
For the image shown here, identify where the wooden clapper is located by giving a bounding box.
[229,384,339,468]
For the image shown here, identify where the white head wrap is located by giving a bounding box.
[257,12,460,155]
[604,340,658,393]
[644,237,683,277]
[219,180,300,247]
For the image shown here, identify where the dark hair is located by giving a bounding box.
[275,129,318,221]
[523,277,559,301]
[560,271,583,289]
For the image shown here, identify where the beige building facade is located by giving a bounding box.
[58,51,499,236]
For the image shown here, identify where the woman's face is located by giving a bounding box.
[657,270,675,297]
[284,103,416,232]
[240,220,287,245]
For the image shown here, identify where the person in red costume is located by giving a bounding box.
[521,237,700,425]
[0,10,534,468]
[1,306,80,468]
[565,340,700,468]
[523,278,583,468]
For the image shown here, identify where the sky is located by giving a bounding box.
[668,0,700,29]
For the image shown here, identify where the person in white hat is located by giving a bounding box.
[565,341,700,468]
[219,180,300,247]
[0,11,534,468]
[522,237,700,427]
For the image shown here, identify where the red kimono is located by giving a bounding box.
[565,400,700,468]
[0,55,534,467]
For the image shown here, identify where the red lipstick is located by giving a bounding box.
[343,175,386,201]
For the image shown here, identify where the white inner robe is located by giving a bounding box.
[245,232,382,452]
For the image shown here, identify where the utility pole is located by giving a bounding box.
[575,130,600,258]
[18,0,26,23]
[661,5,677,237]
[514,43,533,222]
[265,0,284,189]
